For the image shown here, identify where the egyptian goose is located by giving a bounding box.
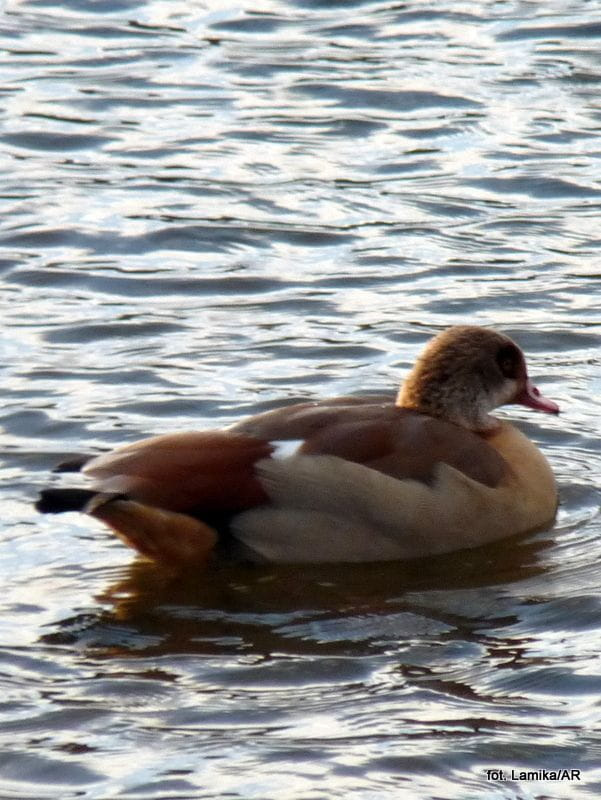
[36,325,559,566]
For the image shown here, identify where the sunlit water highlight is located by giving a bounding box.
[1,1,601,798]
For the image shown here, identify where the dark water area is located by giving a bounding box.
[1,1,601,797]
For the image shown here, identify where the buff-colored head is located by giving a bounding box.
[397,325,559,432]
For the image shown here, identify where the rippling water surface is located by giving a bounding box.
[2,1,601,797]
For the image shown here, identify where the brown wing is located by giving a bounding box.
[233,397,507,488]
[83,397,506,522]
[231,395,397,440]
[298,414,507,488]
[84,431,273,512]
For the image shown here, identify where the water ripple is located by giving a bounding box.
[2,0,601,797]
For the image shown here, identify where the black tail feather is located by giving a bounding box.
[36,488,98,514]
[52,455,92,473]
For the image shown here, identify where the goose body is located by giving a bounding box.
[37,326,559,567]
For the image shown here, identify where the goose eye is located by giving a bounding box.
[496,344,520,379]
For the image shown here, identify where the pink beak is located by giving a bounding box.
[515,379,559,414]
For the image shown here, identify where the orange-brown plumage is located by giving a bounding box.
[83,431,272,512]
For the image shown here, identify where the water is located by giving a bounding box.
[1,0,601,797]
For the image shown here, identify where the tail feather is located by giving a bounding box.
[36,488,99,514]
[52,455,93,473]
[36,488,217,567]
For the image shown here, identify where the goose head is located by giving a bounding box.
[397,326,559,432]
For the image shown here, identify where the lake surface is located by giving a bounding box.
[1,0,601,797]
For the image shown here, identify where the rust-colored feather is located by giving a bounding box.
[84,431,273,513]
[91,497,218,566]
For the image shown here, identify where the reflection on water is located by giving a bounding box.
[77,535,554,655]
[2,0,601,797]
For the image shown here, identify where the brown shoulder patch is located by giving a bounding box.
[297,411,507,488]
